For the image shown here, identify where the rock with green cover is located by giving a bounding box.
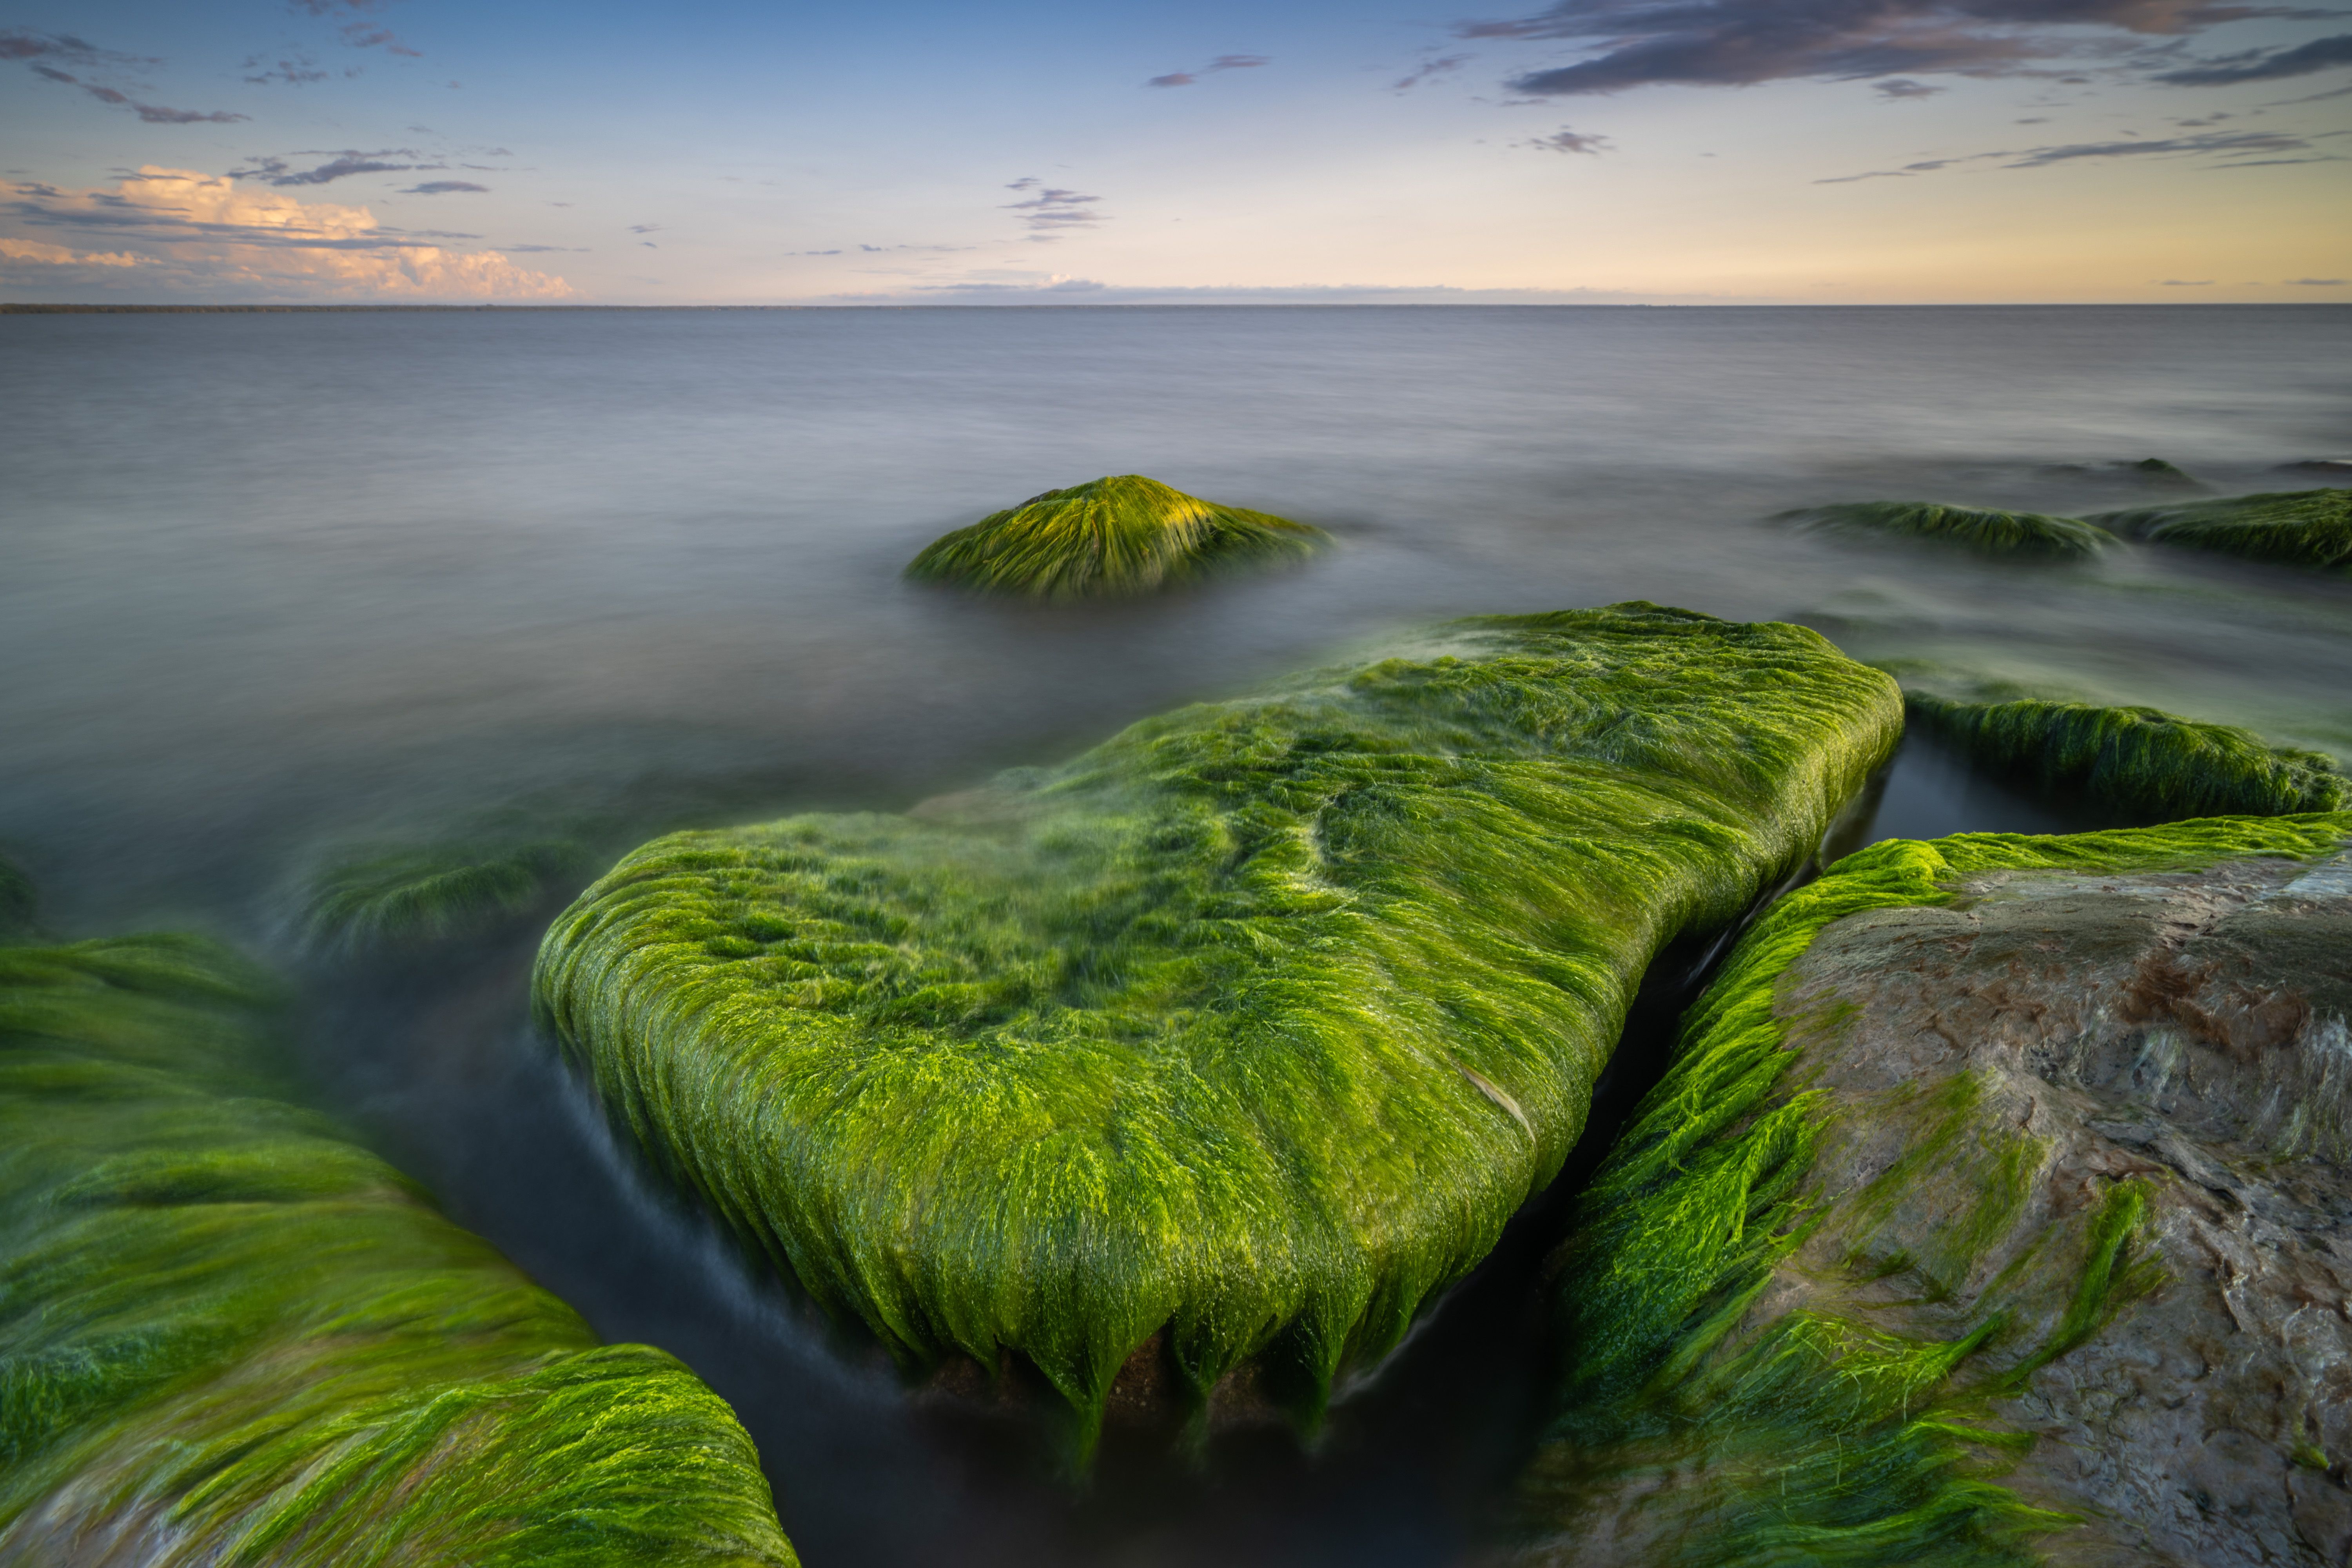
[1782,502,2116,560]
[902,474,1329,600]
[1516,813,2352,1568]
[0,931,797,1567]
[1904,692,2345,822]
[534,604,1903,1453]
[2091,488,2352,571]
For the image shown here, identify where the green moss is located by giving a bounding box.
[1781,502,2116,560]
[903,474,1330,600]
[298,836,594,958]
[534,604,1903,1455]
[2091,488,2352,570]
[0,931,796,1565]
[1906,693,2345,822]
[0,855,33,939]
[1526,813,2352,1566]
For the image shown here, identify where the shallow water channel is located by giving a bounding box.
[4,305,2348,1563]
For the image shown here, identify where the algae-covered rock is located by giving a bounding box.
[0,931,796,1566]
[903,474,1329,600]
[534,604,1902,1451]
[1517,813,2352,1568]
[1906,692,2345,822]
[2091,488,2352,571]
[297,835,595,958]
[1782,501,2116,560]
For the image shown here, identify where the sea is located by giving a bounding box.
[4,303,2348,1566]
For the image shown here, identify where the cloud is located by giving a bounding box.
[2159,276,2214,283]
[1819,126,2327,178]
[245,53,330,85]
[1149,52,1269,86]
[404,180,486,194]
[2287,276,2345,283]
[0,167,573,299]
[339,21,420,56]
[1001,181,1105,231]
[0,236,143,267]
[0,29,147,67]
[628,223,662,234]
[1526,126,1614,151]
[236,153,435,185]
[1396,52,1474,89]
[1457,0,2292,96]
[23,61,247,122]
[2156,31,2352,83]
[1874,77,1946,96]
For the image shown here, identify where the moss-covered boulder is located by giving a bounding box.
[2091,488,2352,571]
[1782,502,2116,560]
[1905,693,2345,822]
[534,604,1902,1452]
[0,932,796,1566]
[297,835,595,958]
[1515,813,2352,1567]
[903,474,1329,600]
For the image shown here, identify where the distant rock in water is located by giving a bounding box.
[0,928,797,1564]
[1782,500,2116,559]
[903,474,1329,600]
[1515,813,2352,1568]
[2278,459,2352,478]
[2091,488,2352,571]
[1906,691,2345,822]
[533,604,1902,1459]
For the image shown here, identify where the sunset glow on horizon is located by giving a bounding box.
[3,0,2345,305]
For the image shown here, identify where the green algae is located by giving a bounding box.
[298,835,595,958]
[0,930,796,1566]
[903,474,1330,600]
[1904,693,2345,822]
[2090,487,2352,570]
[534,603,1903,1455]
[1524,813,2352,1567]
[1781,502,2116,560]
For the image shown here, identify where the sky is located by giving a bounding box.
[2,0,2346,304]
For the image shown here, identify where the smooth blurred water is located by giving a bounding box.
[4,304,2349,1565]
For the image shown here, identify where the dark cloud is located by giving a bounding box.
[232,151,434,185]
[340,21,421,56]
[244,53,330,85]
[13,32,245,121]
[1818,126,2325,178]
[2159,277,2214,282]
[404,180,486,194]
[1526,126,1614,151]
[2286,276,2345,283]
[1148,52,1269,86]
[2156,32,2352,83]
[1457,0,2290,96]
[0,29,145,67]
[1874,76,1946,96]
[628,223,661,234]
[1001,184,1104,230]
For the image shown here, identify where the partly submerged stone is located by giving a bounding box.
[1782,501,2116,560]
[2091,488,2352,572]
[0,932,797,1566]
[1905,692,2345,823]
[1516,813,2352,1568]
[296,834,595,959]
[534,604,1902,1453]
[902,474,1329,600]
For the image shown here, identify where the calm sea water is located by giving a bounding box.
[4,305,2349,1565]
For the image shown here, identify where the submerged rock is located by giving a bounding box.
[2091,488,2352,571]
[1516,813,2352,1568]
[0,931,796,1566]
[1905,692,2345,822]
[296,834,595,959]
[534,604,1902,1454]
[1782,501,2116,560]
[902,473,1329,600]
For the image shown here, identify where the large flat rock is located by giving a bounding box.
[532,604,1902,1449]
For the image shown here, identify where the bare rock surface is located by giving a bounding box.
[1780,849,2352,1565]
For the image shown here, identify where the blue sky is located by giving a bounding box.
[3,0,2345,302]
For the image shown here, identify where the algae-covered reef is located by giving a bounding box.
[2091,488,2352,571]
[1906,692,2346,822]
[0,931,797,1566]
[902,474,1330,600]
[1517,813,2352,1567]
[1781,501,2116,560]
[534,603,1903,1450]
[296,835,595,958]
